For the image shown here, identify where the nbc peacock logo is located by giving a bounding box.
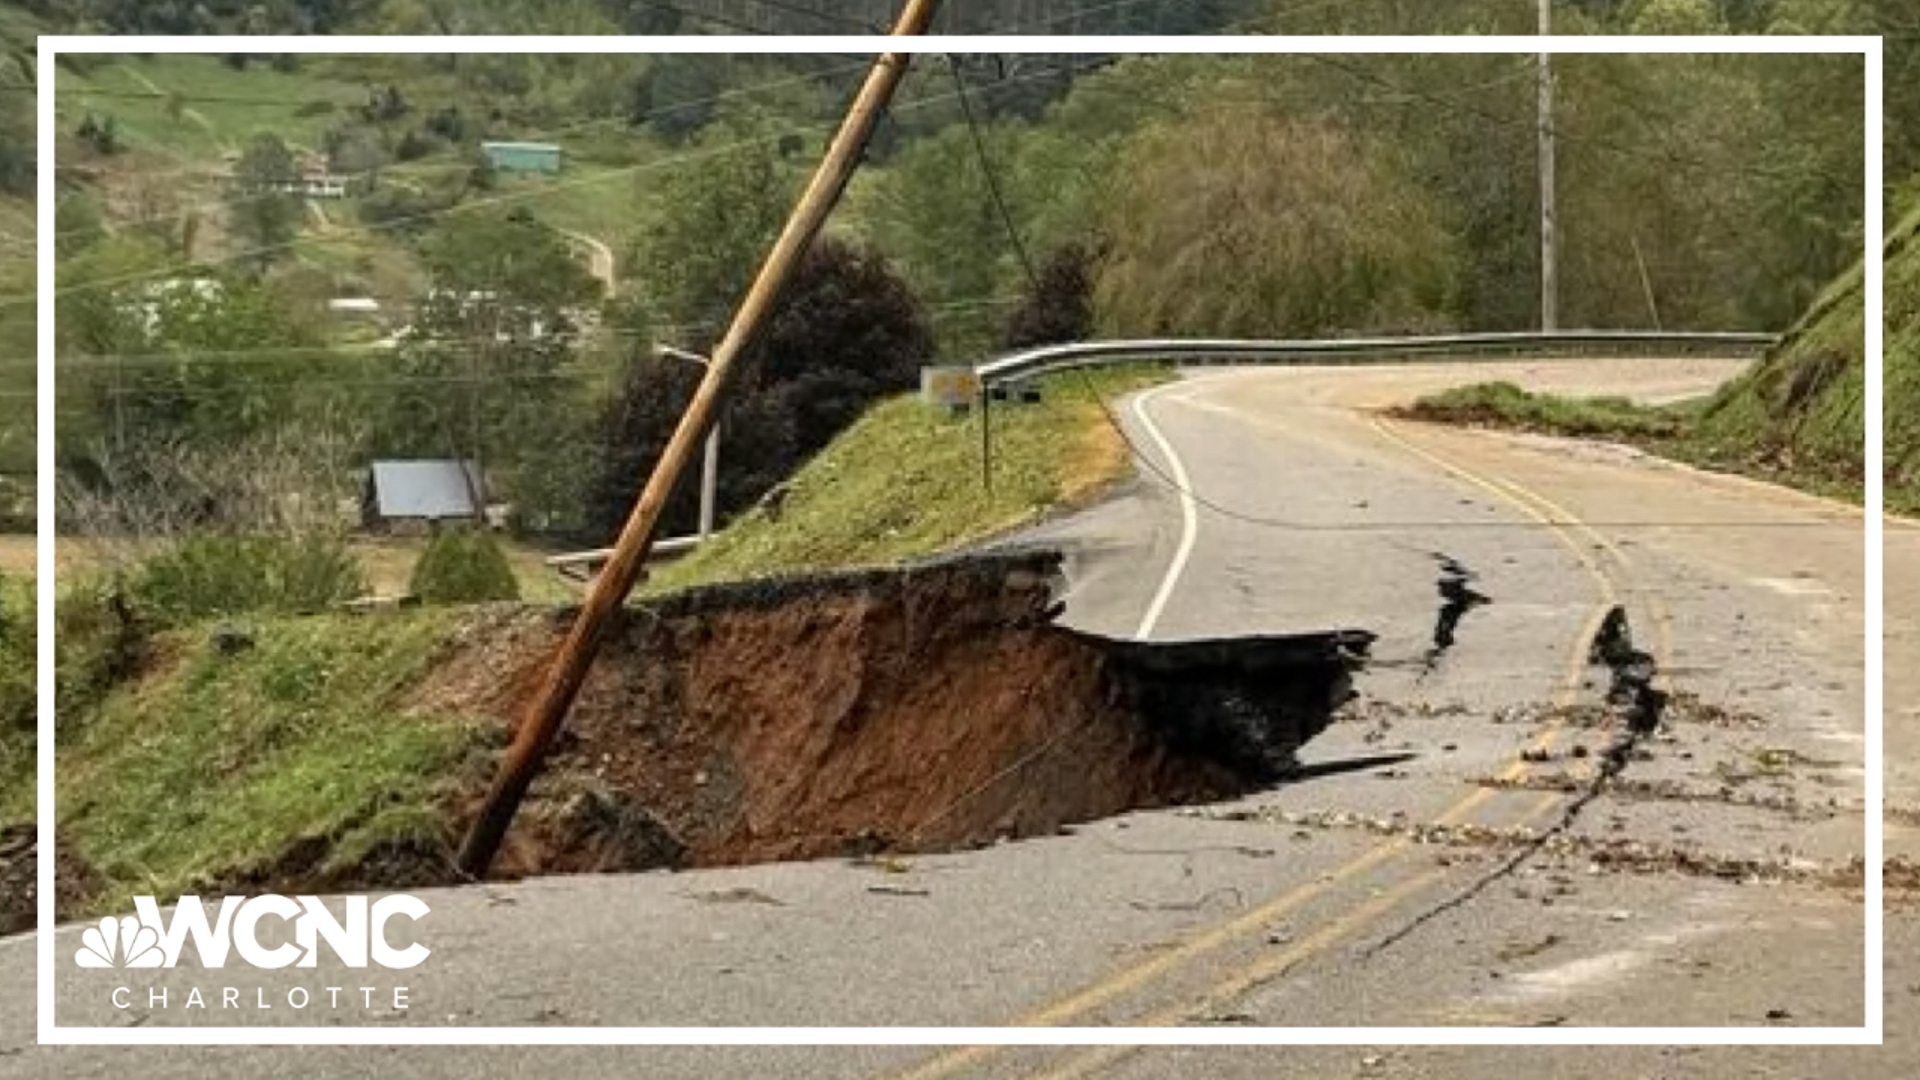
[75,915,165,969]
[70,895,431,971]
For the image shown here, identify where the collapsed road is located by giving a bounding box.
[14,358,1909,1080]
[447,552,1373,878]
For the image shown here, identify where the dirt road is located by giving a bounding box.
[5,358,1906,1078]
[557,228,617,299]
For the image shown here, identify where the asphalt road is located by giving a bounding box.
[4,359,1907,1078]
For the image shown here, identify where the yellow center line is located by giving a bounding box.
[1011,426,1651,1080]
[882,412,1645,1080]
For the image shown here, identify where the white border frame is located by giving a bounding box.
[35,33,1883,1047]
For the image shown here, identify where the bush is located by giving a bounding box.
[0,575,31,736]
[394,128,441,163]
[54,577,148,728]
[1003,241,1098,349]
[356,184,458,231]
[585,238,932,542]
[129,534,366,624]
[408,528,520,604]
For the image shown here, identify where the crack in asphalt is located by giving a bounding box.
[1360,607,1665,959]
[1422,553,1492,675]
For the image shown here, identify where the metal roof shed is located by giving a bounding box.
[363,460,484,527]
[481,141,562,174]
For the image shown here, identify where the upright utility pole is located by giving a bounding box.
[456,0,944,878]
[1537,0,1558,332]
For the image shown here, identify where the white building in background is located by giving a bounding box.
[326,297,381,319]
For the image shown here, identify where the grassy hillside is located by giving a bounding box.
[52,608,479,913]
[1690,206,1916,510]
[0,11,35,526]
[24,369,1160,914]
[1885,209,1920,511]
[1681,213,1889,499]
[1407,210,1916,511]
[647,367,1165,592]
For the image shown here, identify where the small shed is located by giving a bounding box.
[326,297,381,319]
[362,460,484,531]
[481,141,562,174]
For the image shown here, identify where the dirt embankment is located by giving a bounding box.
[0,825,103,936]
[12,551,1372,929]
[430,551,1373,879]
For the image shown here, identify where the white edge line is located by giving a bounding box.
[33,33,1878,1047]
[1129,383,1200,640]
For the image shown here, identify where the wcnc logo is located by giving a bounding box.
[74,895,431,970]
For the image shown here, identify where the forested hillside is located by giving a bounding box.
[0,0,1911,539]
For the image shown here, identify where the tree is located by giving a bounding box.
[1095,106,1459,337]
[637,53,728,142]
[858,122,1011,358]
[54,262,351,533]
[371,209,602,515]
[1002,241,1098,349]
[749,238,935,454]
[631,121,795,345]
[585,239,933,542]
[228,133,304,272]
[0,63,30,196]
[54,192,106,259]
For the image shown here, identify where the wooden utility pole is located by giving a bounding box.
[456,0,944,877]
[1538,0,1558,332]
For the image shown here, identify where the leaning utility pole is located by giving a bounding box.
[456,0,944,877]
[1537,0,1558,332]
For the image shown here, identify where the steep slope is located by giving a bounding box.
[1691,208,1918,509]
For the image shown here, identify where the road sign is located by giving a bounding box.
[921,366,981,410]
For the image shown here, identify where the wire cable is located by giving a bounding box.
[944,52,1854,537]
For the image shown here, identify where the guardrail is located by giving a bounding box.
[972,330,1778,386]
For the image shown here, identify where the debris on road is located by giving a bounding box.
[689,887,785,906]
[1206,804,1917,893]
[1470,770,1839,820]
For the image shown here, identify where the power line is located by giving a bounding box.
[942,49,1849,539]
[40,54,886,243]
[1296,53,1820,187]
[16,54,1088,308]
[28,295,1021,372]
[946,56,1037,288]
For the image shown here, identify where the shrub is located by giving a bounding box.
[0,575,31,736]
[408,528,520,604]
[394,128,440,163]
[129,534,366,624]
[54,577,148,728]
[585,238,932,542]
[1002,241,1098,350]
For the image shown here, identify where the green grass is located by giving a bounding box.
[57,56,372,162]
[1401,376,1864,504]
[53,608,484,914]
[1884,208,1920,513]
[1685,206,1919,510]
[1406,208,1920,511]
[1399,381,1689,442]
[0,573,32,822]
[647,366,1169,593]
